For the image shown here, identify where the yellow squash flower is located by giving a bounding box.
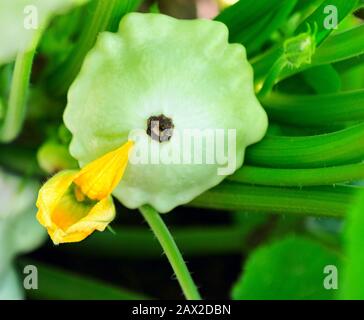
[36,141,133,244]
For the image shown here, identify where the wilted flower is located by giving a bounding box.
[36,141,133,244]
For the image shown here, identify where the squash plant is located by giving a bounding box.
[0,0,364,300]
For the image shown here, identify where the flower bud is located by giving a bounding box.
[283,24,317,68]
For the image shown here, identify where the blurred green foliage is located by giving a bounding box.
[0,0,363,300]
[232,236,341,299]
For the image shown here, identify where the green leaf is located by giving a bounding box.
[216,0,296,55]
[18,259,149,300]
[340,190,364,299]
[280,24,364,80]
[232,236,341,299]
[246,123,364,168]
[231,8,276,46]
[38,5,85,72]
[302,64,341,93]
[190,182,355,218]
[295,0,359,45]
[47,0,124,95]
[215,0,279,42]
[247,0,297,55]
[253,1,361,82]
[262,89,364,127]
[229,163,364,187]
[292,0,325,17]
[340,64,364,91]
[335,53,364,75]
[0,97,4,120]
[314,24,364,65]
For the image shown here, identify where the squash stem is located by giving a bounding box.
[0,31,41,142]
[139,205,202,300]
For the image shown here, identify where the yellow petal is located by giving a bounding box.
[47,197,115,244]
[51,185,97,231]
[36,170,79,228]
[36,170,115,245]
[73,140,133,200]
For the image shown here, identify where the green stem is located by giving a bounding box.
[262,89,364,126]
[189,182,358,218]
[48,0,118,96]
[257,56,287,98]
[139,205,201,300]
[229,163,364,187]
[0,34,40,142]
[251,46,282,83]
[246,122,364,168]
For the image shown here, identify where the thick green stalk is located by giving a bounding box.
[0,34,40,142]
[251,46,282,83]
[246,123,364,168]
[229,163,364,187]
[189,182,358,218]
[262,89,364,126]
[257,56,287,98]
[140,205,201,300]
